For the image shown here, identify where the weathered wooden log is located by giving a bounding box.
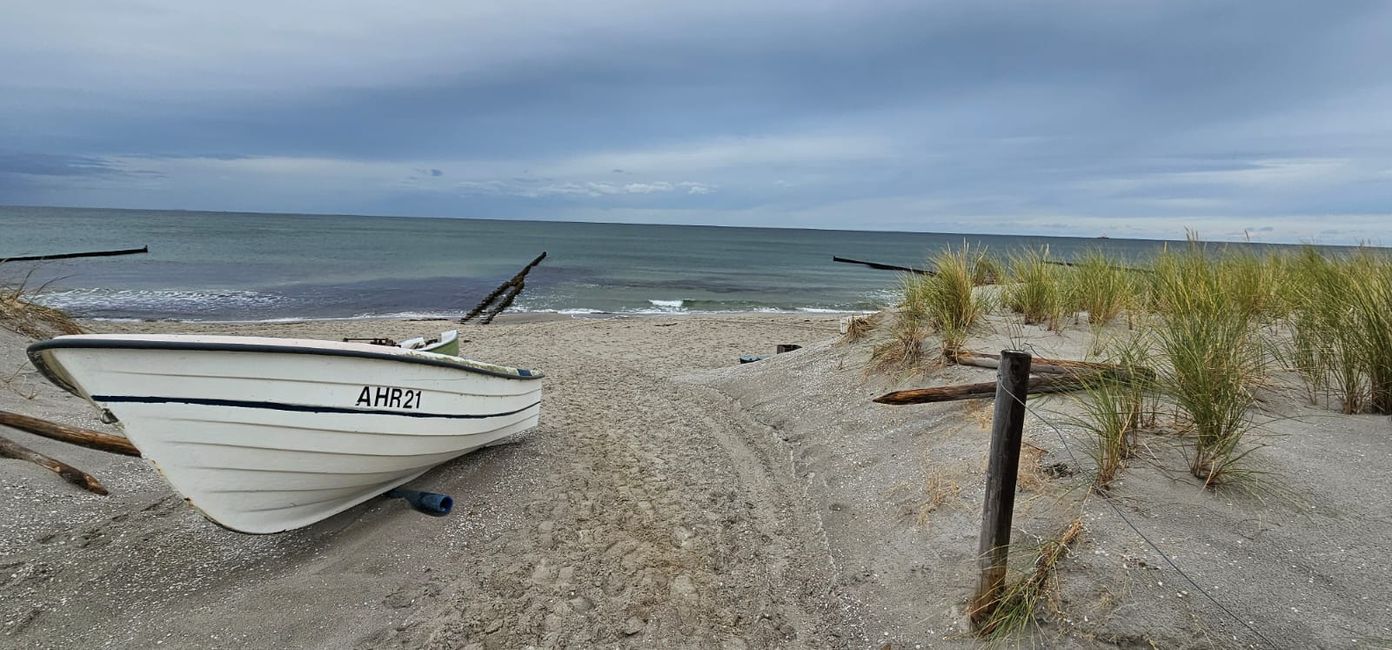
[1,245,149,264]
[947,350,1154,381]
[874,373,1100,405]
[0,410,140,457]
[461,252,547,324]
[832,256,933,275]
[0,434,109,494]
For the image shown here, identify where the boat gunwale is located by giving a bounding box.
[27,335,544,391]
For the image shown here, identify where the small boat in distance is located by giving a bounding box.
[27,333,542,534]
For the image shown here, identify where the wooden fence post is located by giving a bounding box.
[970,349,1032,628]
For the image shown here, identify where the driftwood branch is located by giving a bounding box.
[947,350,1154,382]
[0,434,109,494]
[832,256,933,275]
[1,245,149,264]
[0,410,140,456]
[461,252,546,325]
[874,374,1101,405]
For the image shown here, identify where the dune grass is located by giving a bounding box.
[870,288,932,373]
[974,517,1084,639]
[898,244,991,358]
[1004,247,1065,328]
[0,267,82,339]
[973,254,1005,287]
[1069,338,1154,492]
[1216,250,1290,323]
[1343,253,1392,413]
[1063,250,1137,327]
[1150,248,1266,487]
[1279,248,1392,413]
[1283,249,1364,410]
[881,238,1392,416]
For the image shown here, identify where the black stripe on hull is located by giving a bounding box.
[92,395,541,420]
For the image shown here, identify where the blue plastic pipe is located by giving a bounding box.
[385,488,453,517]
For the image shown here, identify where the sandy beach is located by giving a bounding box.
[9,2,1392,646]
[3,311,1391,648]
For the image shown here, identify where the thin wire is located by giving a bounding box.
[1006,387,1281,649]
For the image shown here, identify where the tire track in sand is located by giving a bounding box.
[380,323,844,648]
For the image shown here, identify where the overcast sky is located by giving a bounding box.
[2,1,1390,243]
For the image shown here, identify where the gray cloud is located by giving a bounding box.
[0,152,132,178]
[1,1,1389,243]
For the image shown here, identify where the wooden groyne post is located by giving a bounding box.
[461,251,547,325]
[969,350,1032,628]
[1,245,149,264]
[830,256,933,275]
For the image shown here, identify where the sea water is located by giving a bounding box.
[0,205,1322,321]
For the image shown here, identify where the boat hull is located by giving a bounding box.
[28,334,542,534]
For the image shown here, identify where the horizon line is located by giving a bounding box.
[2,202,1381,249]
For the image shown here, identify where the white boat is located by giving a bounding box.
[27,333,543,534]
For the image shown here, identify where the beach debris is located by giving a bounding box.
[461,251,547,325]
[874,373,1101,405]
[1044,462,1075,478]
[947,349,1154,382]
[831,255,933,275]
[385,487,454,516]
[839,313,879,342]
[0,433,109,494]
[0,409,140,456]
[1,245,149,264]
[342,337,398,346]
[740,345,800,364]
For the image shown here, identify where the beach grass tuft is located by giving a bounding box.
[1072,373,1143,492]
[1150,247,1265,487]
[975,518,1084,639]
[974,254,1005,287]
[1004,247,1065,328]
[1216,249,1289,322]
[1063,250,1136,327]
[1343,253,1392,413]
[0,268,83,339]
[870,306,932,374]
[1280,248,1392,413]
[903,244,990,357]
